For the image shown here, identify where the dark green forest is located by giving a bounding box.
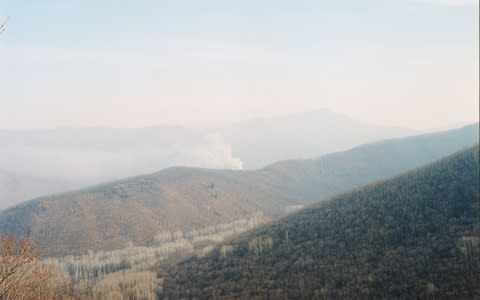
[159,145,480,299]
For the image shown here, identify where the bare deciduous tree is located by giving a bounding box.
[0,235,70,300]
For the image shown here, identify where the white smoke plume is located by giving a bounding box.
[180,133,243,170]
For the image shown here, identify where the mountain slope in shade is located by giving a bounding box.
[0,124,477,257]
[159,145,480,299]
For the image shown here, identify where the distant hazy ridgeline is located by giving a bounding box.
[210,109,419,169]
[0,110,417,209]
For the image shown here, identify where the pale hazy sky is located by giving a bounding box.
[0,0,478,130]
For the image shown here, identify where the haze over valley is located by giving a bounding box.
[0,109,420,209]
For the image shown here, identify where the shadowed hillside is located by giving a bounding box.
[0,124,477,257]
[159,145,480,299]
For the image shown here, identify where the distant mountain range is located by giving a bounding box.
[0,124,476,256]
[0,110,417,208]
[159,145,480,299]
[213,109,419,168]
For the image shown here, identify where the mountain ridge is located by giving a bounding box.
[0,124,477,257]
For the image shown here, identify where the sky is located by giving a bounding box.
[0,0,478,130]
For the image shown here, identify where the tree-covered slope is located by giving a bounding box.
[260,123,479,204]
[159,145,480,299]
[0,124,477,257]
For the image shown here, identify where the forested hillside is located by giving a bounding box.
[160,145,480,299]
[261,123,479,203]
[0,124,477,256]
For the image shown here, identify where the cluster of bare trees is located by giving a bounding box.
[0,235,70,299]
[248,236,274,257]
[40,213,267,298]
[0,213,267,298]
